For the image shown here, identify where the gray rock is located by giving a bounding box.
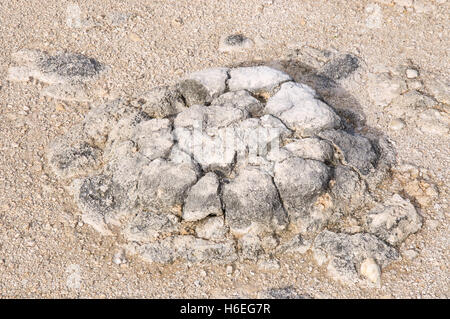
[284,137,334,162]
[183,172,223,222]
[136,86,186,118]
[223,167,288,234]
[319,53,360,81]
[313,230,400,284]
[318,129,378,175]
[82,99,133,147]
[174,126,237,173]
[330,165,368,212]
[176,79,211,107]
[277,234,311,255]
[73,174,131,235]
[137,158,198,215]
[8,49,107,102]
[9,49,106,84]
[124,211,180,243]
[130,118,174,160]
[274,157,331,219]
[195,216,228,241]
[239,234,264,261]
[48,65,414,276]
[365,194,422,245]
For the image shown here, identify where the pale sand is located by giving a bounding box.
[0,0,448,298]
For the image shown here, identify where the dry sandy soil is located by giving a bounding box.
[0,0,448,298]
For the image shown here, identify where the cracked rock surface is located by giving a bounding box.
[48,65,423,285]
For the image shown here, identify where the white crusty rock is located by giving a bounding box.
[265,82,341,136]
[136,85,187,118]
[48,130,102,180]
[47,65,416,281]
[284,138,334,162]
[137,158,198,215]
[228,66,292,92]
[365,194,422,245]
[185,67,229,99]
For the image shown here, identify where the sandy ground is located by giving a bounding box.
[0,0,448,298]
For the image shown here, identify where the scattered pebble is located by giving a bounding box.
[406,68,419,79]
[360,258,381,286]
[219,34,254,53]
[402,249,419,260]
[390,118,406,130]
[112,250,127,265]
[226,265,234,276]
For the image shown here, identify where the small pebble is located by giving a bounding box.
[113,250,127,265]
[226,265,234,276]
[360,258,381,285]
[403,249,419,260]
[390,118,406,130]
[406,68,419,79]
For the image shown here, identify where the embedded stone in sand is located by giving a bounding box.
[8,49,108,101]
[48,65,422,286]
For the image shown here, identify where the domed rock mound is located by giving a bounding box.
[48,66,422,285]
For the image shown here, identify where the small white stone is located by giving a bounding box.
[390,118,406,130]
[226,265,234,276]
[360,258,381,285]
[402,249,418,260]
[113,250,126,265]
[228,66,292,92]
[406,68,419,79]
